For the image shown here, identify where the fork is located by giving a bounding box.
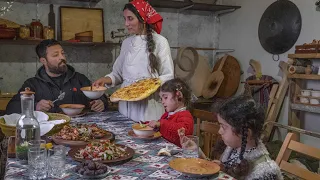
[52,92,65,103]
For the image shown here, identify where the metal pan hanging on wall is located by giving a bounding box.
[258,0,302,55]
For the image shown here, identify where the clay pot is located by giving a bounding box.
[305,65,312,74]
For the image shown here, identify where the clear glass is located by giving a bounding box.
[19,25,30,39]
[181,135,199,158]
[28,140,46,148]
[47,145,66,178]
[15,94,40,163]
[28,147,47,180]
[43,26,54,40]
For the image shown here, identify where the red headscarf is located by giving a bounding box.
[130,0,163,34]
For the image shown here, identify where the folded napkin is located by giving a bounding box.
[2,113,21,126]
[39,119,66,136]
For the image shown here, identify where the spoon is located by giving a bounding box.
[52,92,65,103]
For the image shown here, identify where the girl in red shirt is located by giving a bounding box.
[148,78,194,147]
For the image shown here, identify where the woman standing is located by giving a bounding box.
[93,0,174,122]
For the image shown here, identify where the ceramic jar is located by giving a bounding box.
[305,65,312,74]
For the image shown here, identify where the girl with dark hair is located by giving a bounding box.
[148,78,194,147]
[215,95,282,180]
[93,0,174,122]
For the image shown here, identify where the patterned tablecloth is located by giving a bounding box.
[5,111,235,180]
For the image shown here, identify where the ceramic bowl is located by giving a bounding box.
[80,86,107,99]
[132,123,155,137]
[310,99,320,105]
[301,90,311,96]
[311,90,320,97]
[300,97,309,104]
[59,104,85,116]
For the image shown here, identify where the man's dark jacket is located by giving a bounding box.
[6,65,108,114]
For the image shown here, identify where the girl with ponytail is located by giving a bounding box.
[93,0,174,122]
[214,95,283,180]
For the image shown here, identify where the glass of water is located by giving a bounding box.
[28,147,47,180]
[181,135,199,158]
[28,140,46,148]
[47,145,66,178]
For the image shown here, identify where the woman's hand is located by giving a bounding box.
[148,120,160,128]
[92,77,111,87]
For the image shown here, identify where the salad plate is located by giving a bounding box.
[68,140,134,165]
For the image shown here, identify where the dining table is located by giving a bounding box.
[4,111,235,180]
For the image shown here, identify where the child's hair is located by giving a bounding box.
[160,78,192,108]
[217,95,265,178]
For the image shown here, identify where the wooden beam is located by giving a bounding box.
[288,74,320,80]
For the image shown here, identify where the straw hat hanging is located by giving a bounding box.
[174,47,211,97]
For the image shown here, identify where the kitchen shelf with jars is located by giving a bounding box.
[286,42,320,139]
[0,0,101,6]
[0,18,120,47]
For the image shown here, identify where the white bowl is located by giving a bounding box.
[300,97,309,104]
[80,86,107,99]
[311,90,320,97]
[132,123,155,137]
[59,104,85,116]
[301,90,311,96]
[310,99,320,105]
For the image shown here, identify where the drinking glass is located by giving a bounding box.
[181,135,199,158]
[28,140,46,149]
[47,145,66,178]
[28,147,47,179]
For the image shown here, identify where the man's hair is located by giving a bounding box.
[35,39,61,59]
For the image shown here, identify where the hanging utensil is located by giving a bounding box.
[52,92,65,104]
[258,0,302,57]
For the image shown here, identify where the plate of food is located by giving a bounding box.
[68,140,134,165]
[110,78,161,102]
[52,123,115,146]
[128,130,161,140]
[169,158,220,178]
[75,160,111,179]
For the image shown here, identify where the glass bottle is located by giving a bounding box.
[30,19,43,39]
[15,87,40,163]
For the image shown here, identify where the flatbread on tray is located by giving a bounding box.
[110,78,161,102]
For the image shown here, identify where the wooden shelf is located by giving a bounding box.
[291,103,320,114]
[0,0,101,5]
[288,53,320,59]
[0,40,120,47]
[148,0,241,12]
[287,74,320,80]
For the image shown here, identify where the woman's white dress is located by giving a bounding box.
[106,33,174,122]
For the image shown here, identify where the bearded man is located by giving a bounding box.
[6,39,108,114]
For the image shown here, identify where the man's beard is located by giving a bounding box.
[46,59,67,75]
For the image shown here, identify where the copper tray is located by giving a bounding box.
[128,130,161,140]
[52,131,115,147]
[169,158,220,178]
[68,144,134,165]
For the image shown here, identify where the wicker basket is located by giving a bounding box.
[0,113,70,137]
